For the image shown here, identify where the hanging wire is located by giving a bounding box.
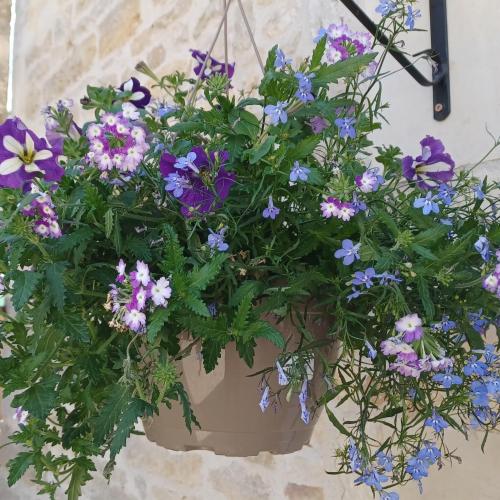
[237,0,264,74]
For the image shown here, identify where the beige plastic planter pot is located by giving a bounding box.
[144,309,337,456]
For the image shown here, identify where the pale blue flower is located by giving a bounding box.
[259,385,270,412]
[165,172,190,198]
[425,409,448,433]
[352,267,376,288]
[376,452,393,472]
[174,151,198,172]
[474,235,490,261]
[334,239,361,265]
[473,183,485,200]
[405,5,421,30]
[207,227,229,252]
[264,101,288,125]
[365,339,377,360]
[290,161,310,182]
[432,370,463,389]
[262,195,280,220]
[376,0,397,16]
[413,192,440,215]
[335,117,356,139]
[274,48,291,69]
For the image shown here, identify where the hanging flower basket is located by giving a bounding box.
[1,3,500,499]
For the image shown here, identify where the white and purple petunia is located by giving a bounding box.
[190,49,235,80]
[0,118,64,188]
[119,77,151,108]
[402,136,455,190]
[395,313,424,342]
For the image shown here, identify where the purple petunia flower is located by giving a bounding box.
[119,77,151,108]
[402,136,455,190]
[0,118,64,188]
[264,101,288,125]
[290,161,310,182]
[352,267,376,288]
[413,192,440,215]
[207,227,229,252]
[334,239,361,265]
[262,195,280,220]
[335,117,356,139]
[190,49,235,80]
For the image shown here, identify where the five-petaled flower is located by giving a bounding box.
[190,49,235,80]
[335,117,356,139]
[264,101,289,125]
[395,313,424,342]
[413,192,440,215]
[262,195,280,220]
[119,77,151,108]
[334,239,361,265]
[290,161,310,182]
[207,227,229,252]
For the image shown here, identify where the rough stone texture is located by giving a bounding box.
[0,0,10,121]
[2,0,500,499]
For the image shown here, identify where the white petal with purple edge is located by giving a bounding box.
[3,135,24,155]
[0,156,23,174]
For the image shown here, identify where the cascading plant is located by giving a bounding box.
[0,1,500,498]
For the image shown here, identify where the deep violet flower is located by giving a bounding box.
[160,147,235,217]
[119,77,151,108]
[190,49,235,80]
[402,136,455,190]
[0,118,64,188]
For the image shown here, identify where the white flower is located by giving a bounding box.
[150,277,172,307]
[123,308,146,332]
[122,102,140,121]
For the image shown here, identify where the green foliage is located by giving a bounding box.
[11,270,42,310]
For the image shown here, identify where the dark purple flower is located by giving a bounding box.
[160,147,235,217]
[402,136,455,190]
[190,49,235,80]
[119,77,151,108]
[0,118,64,189]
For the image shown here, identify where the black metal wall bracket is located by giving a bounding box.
[339,0,450,121]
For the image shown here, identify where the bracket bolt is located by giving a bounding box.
[434,103,444,112]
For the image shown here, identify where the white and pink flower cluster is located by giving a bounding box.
[105,259,171,334]
[381,313,453,378]
[21,191,62,239]
[84,110,149,181]
[482,250,500,300]
[320,196,356,221]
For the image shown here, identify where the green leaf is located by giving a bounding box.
[124,236,152,261]
[175,383,200,433]
[411,244,438,261]
[248,135,276,164]
[246,320,285,349]
[12,374,59,420]
[7,452,34,486]
[45,261,67,310]
[65,457,96,500]
[311,34,327,68]
[185,295,210,317]
[325,405,350,436]
[11,270,42,310]
[188,253,227,292]
[314,53,377,86]
[104,208,114,239]
[286,136,320,161]
[201,339,225,373]
[416,276,435,320]
[56,312,90,343]
[92,385,131,445]
[110,398,152,459]
[232,290,254,334]
[232,109,260,139]
[229,280,264,307]
[147,307,171,343]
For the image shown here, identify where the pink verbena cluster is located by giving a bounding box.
[105,259,172,334]
[324,23,375,64]
[21,191,62,239]
[320,196,356,221]
[85,112,149,182]
[381,313,453,378]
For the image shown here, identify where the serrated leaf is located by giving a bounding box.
[11,270,42,310]
[124,236,152,261]
[56,312,90,343]
[92,385,131,445]
[110,398,152,459]
[188,253,227,292]
[246,320,285,349]
[12,374,59,420]
[201,339,225,373]
[162,224,186,272]
[411,243,438,261]
[45,261,67,310]
[185,295,210,317]
[7,451,34,486]
[232,290,254,334]
[65,457,96,500]
[174,383,200,433]
[311,34,327,68]
[229,280,264,307]
[314,53,377,86]
[286,136,320,161]
[147,307,171,343]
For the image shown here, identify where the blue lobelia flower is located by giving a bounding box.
[413,192,440,215]
[313,27,327,43]
[417,442,441,465]
[441,315,456,332]
[375,0,397,16]
[174,151,199,172]
[259,385,270,412]
[425,409,449,433]
[264,101,288,125]
[294,72,315,103]
[354,468,388,491]
[274,47,291,69]
[348,438,362,472]
[437,183,455,206]
[347,287,363,302]
[334,239,361,265]
[380,492,399,500]
[463,355,488,377]
[262,195,280,220]
[473,183,485,200]
[290,161,310,182]
[376,271,402,285]
[335,117,356,139]
[365,339,377,360]
[406,455,430,481]
[405,5,421,30]
[470,380,490,407]
[165,172,190,198]
[376,452,393,472]
[432,370,463,389]
[207,227,229,252]
[486,376,500,395]
[352,267,376,288]
[468,310,489,334]
[474,236,491,262]
[351,192,367,213]
[276,360,289,385]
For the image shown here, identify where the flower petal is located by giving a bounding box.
[24,133,35,155]
[0,156,23,175]
[3,135,25,155]
[33,149,53,161]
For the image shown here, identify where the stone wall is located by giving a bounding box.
[0,0,9,121]
[2,0,500,499]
